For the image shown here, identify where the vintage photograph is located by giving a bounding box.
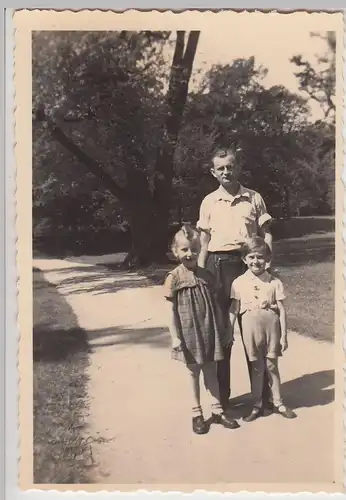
[14,9,343,492]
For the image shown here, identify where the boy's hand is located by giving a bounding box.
[224,329,234,349]
[281,336,288,352]
[172,338,182,351]
[225,338,234,349]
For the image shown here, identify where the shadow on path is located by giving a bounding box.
[87,326,170,349]
[49,266,157,296]
[228,369,334,419]
[281,369,334,409]
[33,269,89,362]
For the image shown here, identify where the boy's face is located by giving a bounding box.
[211,152,241,187]
[173,236,200,269]
[243,250,268,276]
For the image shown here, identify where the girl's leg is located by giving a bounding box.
[186,364,203,416]
[201,362,223,415]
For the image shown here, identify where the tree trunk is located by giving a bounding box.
[151,31,200,258]
[36,31,200,267]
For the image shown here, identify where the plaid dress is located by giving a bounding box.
[164,264,227,365]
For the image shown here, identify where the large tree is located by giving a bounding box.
[174,57,333,219]
[33,30,200,266]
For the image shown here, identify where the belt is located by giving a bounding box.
[209,249,242,257]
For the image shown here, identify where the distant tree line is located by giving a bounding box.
[32,30,335,264]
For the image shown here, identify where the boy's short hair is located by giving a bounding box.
[211,144,242,160]
[241,236,271,258]
[171,224,200,251]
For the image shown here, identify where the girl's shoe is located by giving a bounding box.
[243,407,261,422]
[212,412,240,429]
[275,404,297,419]
[192,415,209,434]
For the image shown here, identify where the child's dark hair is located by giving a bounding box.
[241,236,271,258]
[171,224,200,251]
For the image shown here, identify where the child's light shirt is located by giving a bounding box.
[230,270,285,314]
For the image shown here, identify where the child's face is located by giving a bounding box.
[173,236,200,269]
[243,250,268,276]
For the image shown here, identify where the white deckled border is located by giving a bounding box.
[8,7,346,499]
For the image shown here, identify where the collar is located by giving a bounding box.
[244,269,272,282]
[215,184,251,202]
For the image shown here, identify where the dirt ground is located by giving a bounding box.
[34,257,336,489]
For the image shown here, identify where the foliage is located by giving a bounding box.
[33,30,200,263]
[33,31,335,260]
[291,31,336,120]
[175,58,334,219]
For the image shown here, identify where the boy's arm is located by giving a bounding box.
[198,230,211,268]
[277,299,288,351]
[259,220,273,268]
[229,299,240,343]
[262,224,273,252]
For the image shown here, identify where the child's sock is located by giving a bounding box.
[192,405,203,417]
[211,402,223,415]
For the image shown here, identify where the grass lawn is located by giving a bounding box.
[275,262,334,342]
[273,234,335,342]
[33,269,92,484]
[143,231,335,343]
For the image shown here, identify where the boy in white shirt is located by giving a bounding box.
[197,145,273,410]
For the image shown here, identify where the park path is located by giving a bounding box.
[34,256,335,489]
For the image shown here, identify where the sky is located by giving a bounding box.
[164,16,337,121]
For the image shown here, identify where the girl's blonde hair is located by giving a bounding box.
[241,236,271,258]
[171,224,200,251]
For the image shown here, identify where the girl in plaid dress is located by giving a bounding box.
[164,225,240,434]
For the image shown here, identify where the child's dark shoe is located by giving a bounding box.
[261,403,274,417]
[192,415,209,434]
[243,407,261,422]
[212,412,240,429]
[275,404,297,419]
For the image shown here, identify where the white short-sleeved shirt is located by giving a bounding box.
[231,270,285,314]
[197,184,272,252]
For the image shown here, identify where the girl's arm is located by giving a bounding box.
[277,299,288,351]
[165,299,181,350]
[198,230,211,268]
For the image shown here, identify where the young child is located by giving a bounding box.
[164,224,240,434]
[229,236,297,422]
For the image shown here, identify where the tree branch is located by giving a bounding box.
[36,111,128,203]
[172,31,185,67]
[182,31,200,71]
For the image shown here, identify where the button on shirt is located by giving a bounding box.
[230,270,285,314]
[197,185,272,252]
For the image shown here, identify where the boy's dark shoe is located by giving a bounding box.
[261,402,274,417]
[275,405,297,419]
[243,407,261,422]
[192,415,209,434]
[212,412,240,429]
